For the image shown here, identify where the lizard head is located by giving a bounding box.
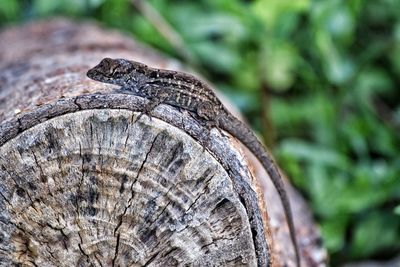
[87,58,148,87]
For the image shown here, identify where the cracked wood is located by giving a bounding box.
[0,110,260,266]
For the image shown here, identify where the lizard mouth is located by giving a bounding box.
[86,68,110,80]
[86,68,96,79]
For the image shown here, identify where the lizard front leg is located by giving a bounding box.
[135,92,169,122]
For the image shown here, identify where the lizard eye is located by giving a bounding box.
[111,67,118,75]
[111,67,124,77]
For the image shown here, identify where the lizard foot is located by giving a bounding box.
[135,110,152,123]
[134,94,168,123]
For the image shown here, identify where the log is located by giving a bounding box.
[0,19,327,266]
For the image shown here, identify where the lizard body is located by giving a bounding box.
[87,58,301,266]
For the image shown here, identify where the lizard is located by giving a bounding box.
[87,58,301,267]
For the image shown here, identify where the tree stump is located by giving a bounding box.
[0,19,327,266]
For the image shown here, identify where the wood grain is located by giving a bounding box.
[0,109,264,266]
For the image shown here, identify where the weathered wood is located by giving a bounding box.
[0,108,265,266]
[0,19,327,266]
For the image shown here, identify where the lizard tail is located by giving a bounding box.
[219,111,301,267]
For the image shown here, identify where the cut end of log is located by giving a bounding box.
[0,109,270,266]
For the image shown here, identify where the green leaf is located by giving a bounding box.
[262,42,298,91]
[252,0,309,28]
[351,212,400,258]
[315,31,355,84]
[395,205,400,215]
[0,0,19,22]
[191,42,240,73]
[33,0,86,16]
[279,139,349,170]
[320,216,348,252]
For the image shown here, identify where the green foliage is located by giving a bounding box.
[1,0,399,265]
[0,0,20,23]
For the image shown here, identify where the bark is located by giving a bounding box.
[0,19,327,266]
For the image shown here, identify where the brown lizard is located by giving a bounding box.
[87,58,301,266]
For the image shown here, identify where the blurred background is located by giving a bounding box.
[0,0,399,265]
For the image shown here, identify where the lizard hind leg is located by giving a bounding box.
[196,102,219,129]
[196,102,221,150]
[197,103,232,141]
